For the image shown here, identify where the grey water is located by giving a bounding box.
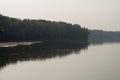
[0,42,120,80]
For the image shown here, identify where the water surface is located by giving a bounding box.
[0,42,120,80]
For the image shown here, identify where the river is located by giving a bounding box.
[0,42,120,80]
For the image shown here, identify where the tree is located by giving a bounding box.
[0,14,88,42]
[0,26,4,32]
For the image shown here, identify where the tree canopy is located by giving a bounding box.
[0,14,88,42]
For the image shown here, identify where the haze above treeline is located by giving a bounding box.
[1,0,120,31]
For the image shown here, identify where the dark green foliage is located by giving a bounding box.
[0,15,88,42]
[0,26,3,32]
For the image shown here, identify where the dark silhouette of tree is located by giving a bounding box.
[0,14,88,42]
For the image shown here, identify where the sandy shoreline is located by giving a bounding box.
[0,42,41,47]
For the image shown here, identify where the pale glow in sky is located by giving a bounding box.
[0,0,120,31]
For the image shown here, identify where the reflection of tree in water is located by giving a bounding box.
[0,41,88,70]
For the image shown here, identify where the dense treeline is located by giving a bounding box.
[0,14,88,42]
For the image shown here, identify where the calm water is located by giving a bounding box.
[0,42,120,80]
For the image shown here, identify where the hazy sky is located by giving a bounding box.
[0,0,120,31]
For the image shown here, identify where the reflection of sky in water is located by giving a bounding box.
[0,42,120,80]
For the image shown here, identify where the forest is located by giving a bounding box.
[89,30,120,43]
[0,14,88,42]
